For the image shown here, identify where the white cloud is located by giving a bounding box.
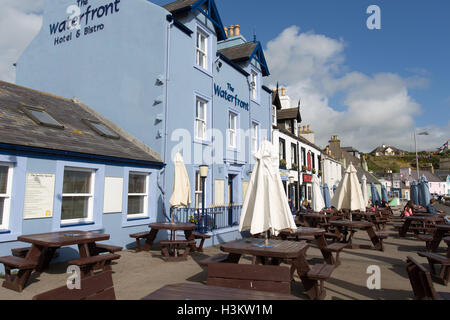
[265,26,449,152]
[0,0,44,82]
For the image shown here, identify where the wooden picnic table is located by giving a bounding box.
[219,239,325,300]
[146,223,197,261]
[398,215,445,238]
[297,213,332,228]
[3,231,110,292]
[146,222,196,246]
[330,220,385,251]
[18,231,110,272]
[142,283,301,300]
[279,228,334,265]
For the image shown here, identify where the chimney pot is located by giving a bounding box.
[224,26,228,38]
[228,25,234,37]
[234,24,240,36]
[281,88,286,96]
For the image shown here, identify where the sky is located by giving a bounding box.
[0,0,449,153]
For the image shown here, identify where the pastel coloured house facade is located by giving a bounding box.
[0,81,164,270]
[16,0,273,245]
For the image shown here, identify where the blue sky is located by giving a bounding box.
[1,0,449,151]
[150,0,450,150]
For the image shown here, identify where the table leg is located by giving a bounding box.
[315,234,335,265]
[366,227,383,251]
[430,230,444,253]
[144,229,159,251]
[292,252,323,300]
[399,220,412,238]
[35,247,59,272]
[78,243,92,258]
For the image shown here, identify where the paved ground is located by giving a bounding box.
[0,207,449,300]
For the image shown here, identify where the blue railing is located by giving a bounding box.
[172,205,243,233]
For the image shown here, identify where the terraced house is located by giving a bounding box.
[15,0,273,246]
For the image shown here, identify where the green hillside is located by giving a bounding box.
[365,151,450,174]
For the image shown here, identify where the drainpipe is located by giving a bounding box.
[161,18,174,222]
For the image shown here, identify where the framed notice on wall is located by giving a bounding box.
[23,173,56,219]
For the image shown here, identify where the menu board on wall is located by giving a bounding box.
[23,173,55,219]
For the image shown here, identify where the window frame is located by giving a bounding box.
[251,121,260,154]
[228,111,238,149]
[0,163,13,231]
[126,171,150,220]
[291,143,298,166]
[196,27,209,71]
[249,67,260,104]
[82,119,120,140]
[279,138,286,161]
[21,105,64,129]
[60,167,95,226]
[195,97,208,141]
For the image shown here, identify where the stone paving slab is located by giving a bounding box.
[0,211,449,300]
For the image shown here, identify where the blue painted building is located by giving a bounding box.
[16,0,273,245]
[0,80,164,269]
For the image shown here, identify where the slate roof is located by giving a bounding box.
[0,81,163,165]
[401,169,443,183]
[218,42,258,63]
[277,108,301,122]
[163,0,198,13]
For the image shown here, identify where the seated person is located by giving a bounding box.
[426,199,445,215]
[402,201,415,218]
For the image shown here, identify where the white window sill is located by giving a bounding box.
[59,222,102,232]
[251,98,260,106]
[122,217,151,228]
[194,139,212,146]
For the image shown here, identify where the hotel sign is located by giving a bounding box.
[49,0,121,46]
[214,83,249,111]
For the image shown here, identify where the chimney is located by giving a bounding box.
[234,24,240,36]
[228,25,234,37]
[328,136,342,160]
[224,26,228,38]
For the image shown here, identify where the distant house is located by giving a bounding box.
[371,145,406,157]
[400,168,446,196]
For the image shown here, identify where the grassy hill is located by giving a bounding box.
[365,151,450,174]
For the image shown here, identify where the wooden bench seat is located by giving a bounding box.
[323,243,347,266]
[68,254,121,278]
[33,271,116,300]
[189,232,212,253]
[406,256,450,300]
[95,244,123,255]
[199,254,230,267]
[130,232,152,252]
[207,263,292,295]
[306,264,335,300]
[0,256,37,292]
[159,240,196,262]
[11,247,31,258]
[418,252,450,285]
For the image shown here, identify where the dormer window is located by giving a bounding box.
[22,105,64,129]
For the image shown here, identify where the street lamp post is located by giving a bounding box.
[199,165,209,234]
[289,176,295,213]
